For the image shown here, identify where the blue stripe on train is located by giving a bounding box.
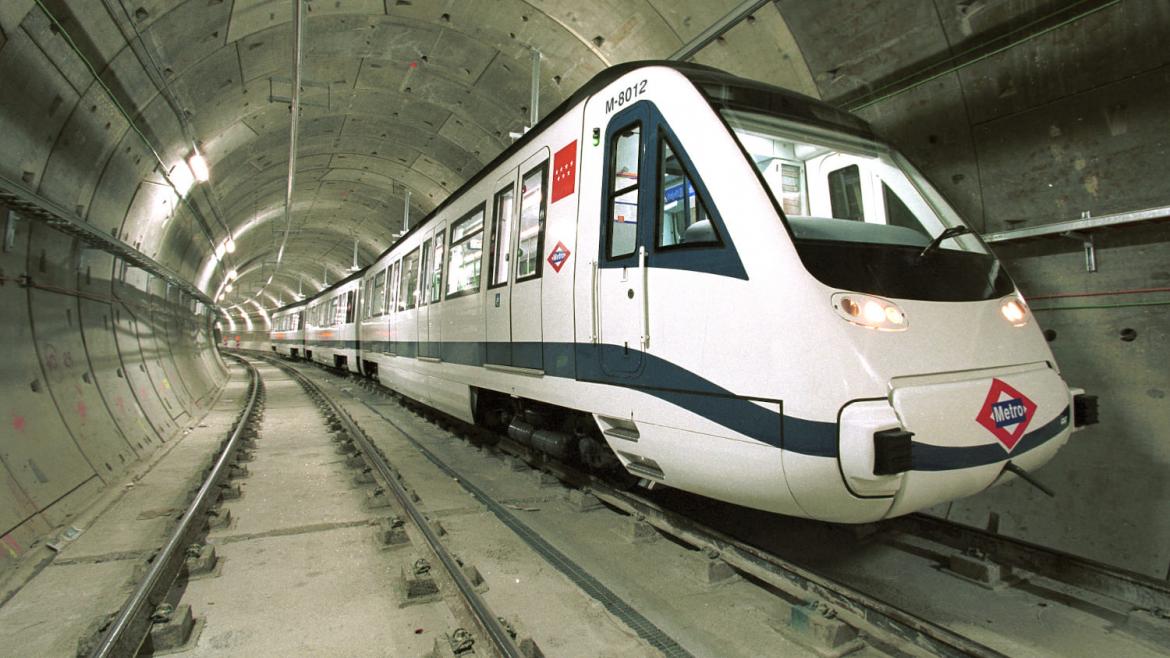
[279,337,1068,471]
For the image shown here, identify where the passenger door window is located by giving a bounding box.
[607,124,640,259]
[419,238,433,305]
[430,233,444,303]
[400,249,420,310]
[372,269,386,316]
[516,163,548,281]
[489,187,514,288]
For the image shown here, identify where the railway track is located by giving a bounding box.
[78,355,539,657]
[84,353,264,657]
[259,351,1169,658]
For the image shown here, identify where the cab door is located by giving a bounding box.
[596,104,649,376]
[484,170,516,365]
[510,149,550,370]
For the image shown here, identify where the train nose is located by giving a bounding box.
[837,362,1075,518]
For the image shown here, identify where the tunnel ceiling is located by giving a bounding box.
[3,0,1144,318]
[0,0,816,313]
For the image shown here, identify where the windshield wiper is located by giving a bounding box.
[917,225,972,262]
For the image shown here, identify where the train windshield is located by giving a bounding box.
[714,107,1014,302]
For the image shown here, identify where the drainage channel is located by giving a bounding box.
[84,353,263,658]
[273,355,1007,658]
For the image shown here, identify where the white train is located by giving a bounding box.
[269,61,1096,523]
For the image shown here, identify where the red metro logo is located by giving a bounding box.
[976,378,1037,451]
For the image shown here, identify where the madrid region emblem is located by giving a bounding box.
[976,378,1037,452]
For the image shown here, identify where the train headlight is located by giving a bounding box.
[832,293,908,331]
[1000,295,1029,327]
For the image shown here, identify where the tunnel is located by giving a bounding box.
[1,1,1168,655]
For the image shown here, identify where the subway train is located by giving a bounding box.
[267,61,1096,523]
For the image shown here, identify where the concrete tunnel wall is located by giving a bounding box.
[1,202,227,568]
[0,0,1167,582]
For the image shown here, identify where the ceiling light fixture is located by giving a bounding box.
[188,153,210,183]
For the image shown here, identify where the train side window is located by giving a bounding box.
[447,204,485,298]
[828,165,865,221]
[607,123,641,259]
[372,269,386,316]
[430,232,445,303]
[656,136,719,248]
[516,161,548,281]
[419,238,433,306]
[400,248,421,310]
[489,186,514,288]
[345,290,356,323]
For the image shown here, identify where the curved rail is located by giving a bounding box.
[254,353,522,658]
[90,353,262,658]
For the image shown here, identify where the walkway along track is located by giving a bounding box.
[254,353,525,658]
[87,353,263,658]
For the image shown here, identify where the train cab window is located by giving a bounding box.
[345,290,356,323]
[447,205,485,297]
[419,238,433,306]
[372,269,386,316]
[657,137,719,248]
[828,165,865,221]
[607,124,640,259]
[489,187,514,288]
[430,233,444,303]
[516,162,548,280]
[400,248,421,310]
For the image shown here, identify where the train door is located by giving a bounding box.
[484,170,516,365]
[596,104,649,376]
[511,150,549,370]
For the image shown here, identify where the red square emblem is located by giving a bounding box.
[547,241,571,273]
[551,140,577,203]
[976,378,1037,452]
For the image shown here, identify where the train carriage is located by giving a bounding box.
[341,61,1094,523]
[269,300,306,358]
[304,273,362,373]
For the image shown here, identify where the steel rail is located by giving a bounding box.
[574,478,1008,658]
[89,354,261,658]
[255,354,522,658]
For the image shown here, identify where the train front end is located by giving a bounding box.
[696,74,1096,522]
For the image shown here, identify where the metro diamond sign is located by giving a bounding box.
[546,241,571,273]
[976,378,1037,451]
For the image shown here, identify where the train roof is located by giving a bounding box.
[270,266,365,313]
[365,60,875,269]
[270,298,308,314]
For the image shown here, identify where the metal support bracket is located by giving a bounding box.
[1062,230,1097,272]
